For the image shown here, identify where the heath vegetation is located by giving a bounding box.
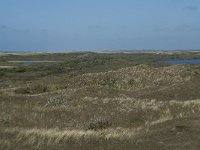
[0,51,200,150]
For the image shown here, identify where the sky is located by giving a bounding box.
[0,0,200,52]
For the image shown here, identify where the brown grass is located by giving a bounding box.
[0,61,200,150]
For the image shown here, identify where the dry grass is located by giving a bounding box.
[0,58,200,149]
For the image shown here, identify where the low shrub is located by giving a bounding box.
[128,79,135,87]
[0,70,6,77]
[175,124,190,132]
[0,114,11,126]
[15,84,48,94]
[85,117,111,131]
[98,78,116,87]
[46,96,67,107]
[14,67,27,73]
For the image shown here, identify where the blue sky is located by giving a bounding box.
[0,0,200,51]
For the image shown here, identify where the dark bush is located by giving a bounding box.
[85,117,111,131]
[0,70,6,77]
[98,78,116,87]
[14,67,27,73]
[15,84,48,94]
[128,79,135,87]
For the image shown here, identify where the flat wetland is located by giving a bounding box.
[0,50,200,150]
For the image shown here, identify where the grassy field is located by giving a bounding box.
[0,51,200,150]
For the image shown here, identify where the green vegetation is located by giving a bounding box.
[15,84,48,94]
[85,117,111,131]
[0,51,200,150]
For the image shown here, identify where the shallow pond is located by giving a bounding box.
[161,59,200,64]
[8,61,63,65]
